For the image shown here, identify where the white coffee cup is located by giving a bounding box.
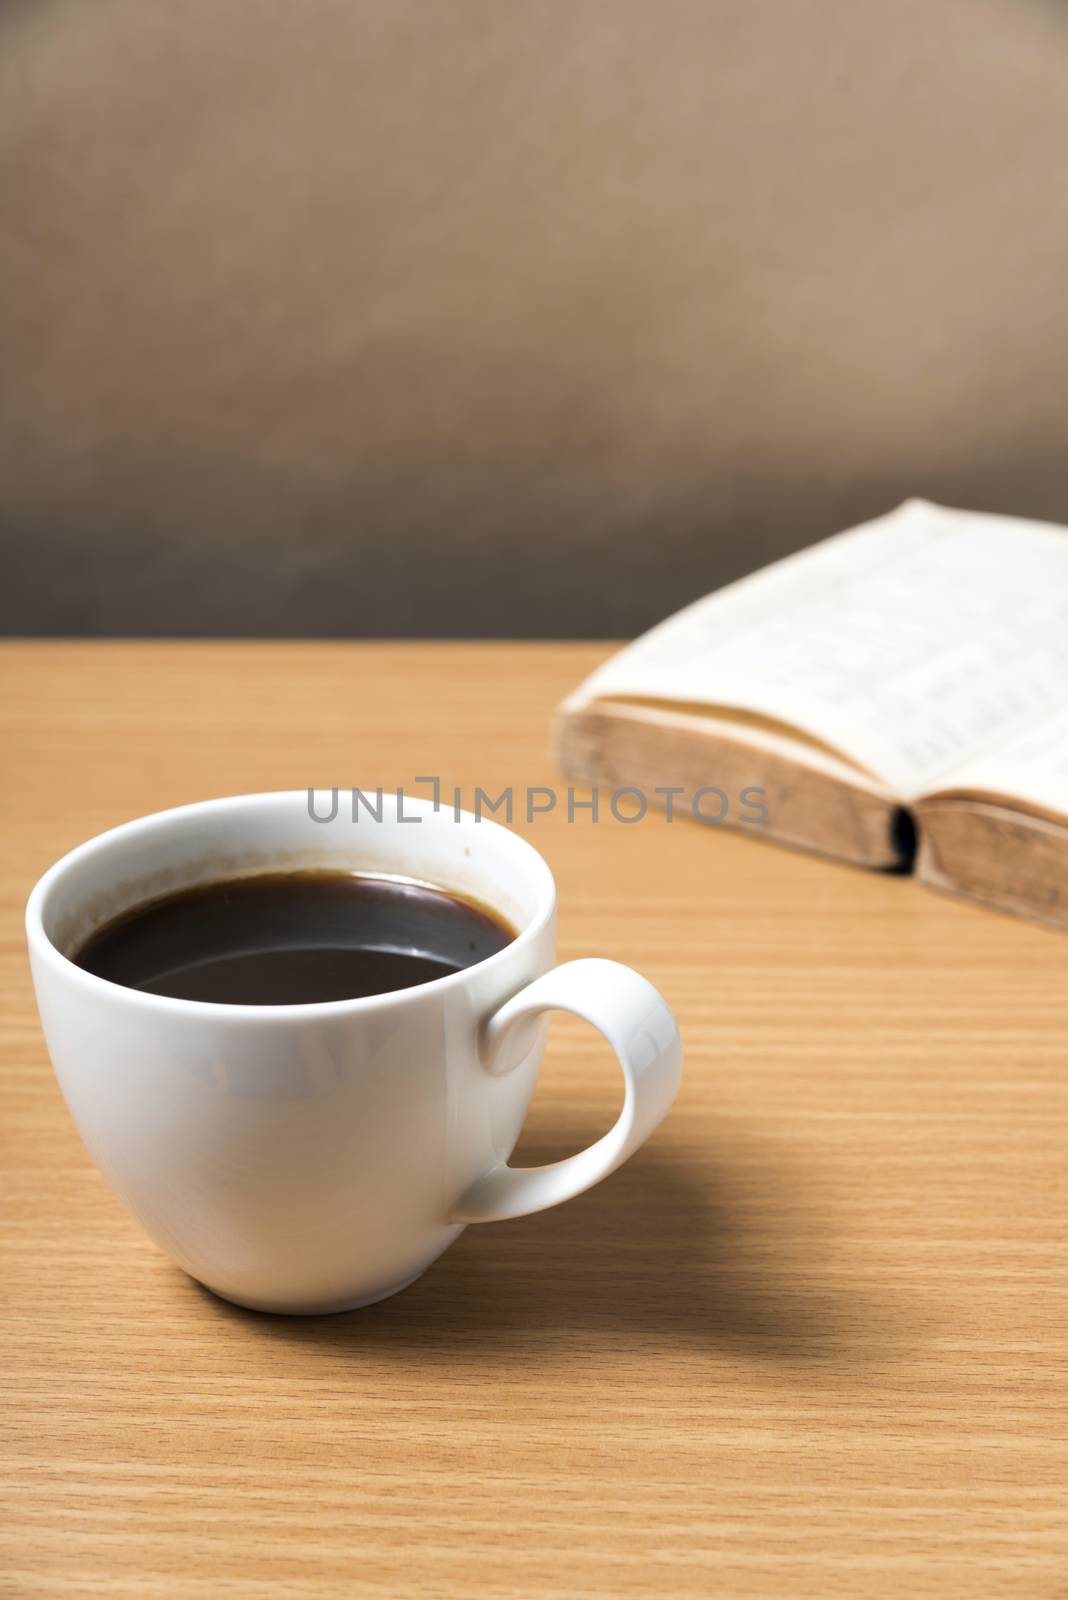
[26,791,682,1314]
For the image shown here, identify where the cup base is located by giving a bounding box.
[196,1269,427,1317]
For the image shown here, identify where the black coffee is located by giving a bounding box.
[74,871,516,1005]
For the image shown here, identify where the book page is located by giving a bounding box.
[924,703,1068,821]
[566,500,1068,798]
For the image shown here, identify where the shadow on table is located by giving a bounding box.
[194,1127,892,1369]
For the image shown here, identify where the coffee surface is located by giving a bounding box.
[74,871,516,1004]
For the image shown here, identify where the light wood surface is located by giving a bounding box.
[2,641,1066,1599]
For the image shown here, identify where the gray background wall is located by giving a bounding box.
[2,0,1068,638]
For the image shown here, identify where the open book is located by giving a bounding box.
[555,500,1068,930]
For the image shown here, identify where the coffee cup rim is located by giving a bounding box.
[25,790,557,1019]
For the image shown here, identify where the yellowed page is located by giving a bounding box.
[925,704,1068,821]
[566,500,1068,797]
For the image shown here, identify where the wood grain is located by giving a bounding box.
[1,640,1066,1599]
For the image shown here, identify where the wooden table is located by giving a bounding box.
[2,641,1066,1599]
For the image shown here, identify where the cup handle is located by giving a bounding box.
[451,958,682,1224]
